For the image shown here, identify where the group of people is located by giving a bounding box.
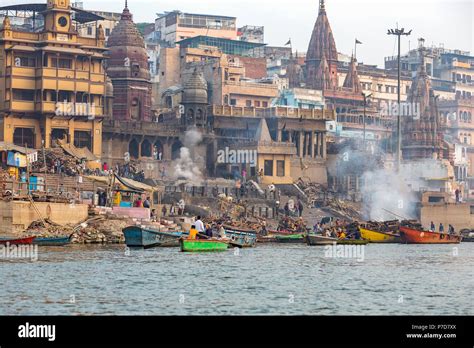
[188,216,227,240]
[283,198,305,218]
[429,221,456,234]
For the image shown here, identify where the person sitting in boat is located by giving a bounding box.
[189,225,199,240]
[205,224,213,238]
[338,230,347,240]
[195,216,205,235]
[217,223,227,239]
[448,224,455,235]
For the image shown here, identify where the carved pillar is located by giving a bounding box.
[298,131,304,158]
[322,133,327,159]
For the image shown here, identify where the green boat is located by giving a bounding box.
[274,234,306,243]
[180,239,229,252]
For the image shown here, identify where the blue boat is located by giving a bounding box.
[123,226,187,248]
[224,228,257,248]
[33,236,71,246]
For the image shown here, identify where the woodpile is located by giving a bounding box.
[278,216,307,233]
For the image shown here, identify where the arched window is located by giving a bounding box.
[171,141,183,160]
[187,108,195,124]
[131,98,141,120]
[129,139,139,159]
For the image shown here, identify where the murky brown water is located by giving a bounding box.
[0,243,473,315]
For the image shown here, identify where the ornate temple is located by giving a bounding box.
[106,1,152,122]
[305,0,339,90]
[402,44,452,161]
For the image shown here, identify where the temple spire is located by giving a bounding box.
[319,0,326,12]
[125,0,128,9]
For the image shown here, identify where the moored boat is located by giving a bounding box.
[225,229,257,248]
[179,238,229,252]
[359,227,401,243]
[0,236,35,245]
[306,234,369,246]
[123,226,185,248]
[33,236,71,246]
[399,226,462,244]
[275,234,306,243]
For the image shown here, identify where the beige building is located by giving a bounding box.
[0,0,109,157]
[154,11,237,46]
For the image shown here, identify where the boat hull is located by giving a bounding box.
[399,227,462,244]
[0,236,35,245]
[180,239,229,252]
[359,227,401,243]
[123,226,184,248]
[306,234,369,246]
[275,234,306,243]
[225,229,257,248]
[33,236,71,246]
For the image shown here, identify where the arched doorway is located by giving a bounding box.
[154,140,163,160]
[129,139,139,159]
[141,139,152,157]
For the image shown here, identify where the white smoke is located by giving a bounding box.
[361,158,452,221]
[173,128,203,185]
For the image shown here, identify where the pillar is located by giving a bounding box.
[322,132,327,159]
[298,131,304,158]
[309,131,314,158]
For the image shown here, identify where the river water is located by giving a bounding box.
[1,243,473,315]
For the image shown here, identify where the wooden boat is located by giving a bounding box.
[225,229,257,248]
[275,234,306,243]
[359,227,401,243]
[257,236,278,243]
[33,236,71,246]
[0,236,35,245]
[399,226,462,244]
[180,238,229,252]
[123,226,186,248]
[306,234,369,246]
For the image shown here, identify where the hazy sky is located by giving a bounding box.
[3,0,473,66]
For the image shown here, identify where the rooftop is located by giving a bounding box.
[178,35,265,57]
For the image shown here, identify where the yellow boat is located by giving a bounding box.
[359,227,401,243]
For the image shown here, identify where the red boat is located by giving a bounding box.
[0,236,35,245]
[399,227,462,244]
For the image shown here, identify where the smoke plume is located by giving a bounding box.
[173,128,203,185]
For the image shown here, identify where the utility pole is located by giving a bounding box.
[387,27,411,172]
[362,93,372,150]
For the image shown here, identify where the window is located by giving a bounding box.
[230,99,237,106]
[277,161,285,177]
[264,160,273,176]
[13,128,35,148]
[105,28,111,36]
[12,89,34,101]
[14,55,36,67]
[58,91,71,102]
[255,101,261,107]
[246,100,252,107]
[51,58,72,69]
[262,101,268,108]
[74,131,92,150]
[87,26,93,36]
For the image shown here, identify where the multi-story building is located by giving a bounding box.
[0,0,109,156]
[237,25,264,44]
[154,11,238,47]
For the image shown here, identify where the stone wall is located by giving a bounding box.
[420,203,474,231]
[0,201,89,235]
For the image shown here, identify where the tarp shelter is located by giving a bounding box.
[57,139,101,169]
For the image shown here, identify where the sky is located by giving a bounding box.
[2,0,473,67]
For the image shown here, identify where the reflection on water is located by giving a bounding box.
[1,243,473,315]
